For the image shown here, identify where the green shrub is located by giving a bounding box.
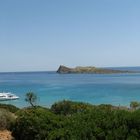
[130,101,140,110]
[12,107,63,140]
[0,103,19,113]
[51,100,93,115]
[11,101,140,140]
[0,108,16,130]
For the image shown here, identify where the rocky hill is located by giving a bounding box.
[57,65,131,74]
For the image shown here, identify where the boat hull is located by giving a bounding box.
[0,97,19,101]
[0,92,19,101]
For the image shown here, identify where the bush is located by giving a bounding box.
[0,103,19,113]
[51,100,93,115]
[130,101,140,110]
[0,109,16,130]
[11,101,140,140]
[12,107,63,140]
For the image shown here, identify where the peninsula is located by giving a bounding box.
[57,65,131,74]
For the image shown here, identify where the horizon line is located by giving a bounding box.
[0,66,140,73]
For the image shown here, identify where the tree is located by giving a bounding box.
[25,92,37,107]
[130,101,140,110]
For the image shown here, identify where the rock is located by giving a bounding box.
[57,65,73,74]
[0,130,13,140]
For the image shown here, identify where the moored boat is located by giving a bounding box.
[0,92,19,101]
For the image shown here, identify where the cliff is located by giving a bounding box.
[57,65,130,74]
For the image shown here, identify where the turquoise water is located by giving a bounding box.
[0,71,140,108]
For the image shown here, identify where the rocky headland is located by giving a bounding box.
[57,65,131,74]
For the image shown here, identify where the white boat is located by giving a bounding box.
[0,92,19,101]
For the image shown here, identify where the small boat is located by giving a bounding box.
[0,92,19,101]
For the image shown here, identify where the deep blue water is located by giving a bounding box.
[0,67,140,108]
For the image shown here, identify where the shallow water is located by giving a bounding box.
[0,71,140,108]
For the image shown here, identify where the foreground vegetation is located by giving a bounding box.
[1,100,140,140]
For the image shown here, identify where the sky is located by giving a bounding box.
[0,0,140,72]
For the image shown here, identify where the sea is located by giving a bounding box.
[0,67,140,108]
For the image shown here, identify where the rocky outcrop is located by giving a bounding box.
[57,65,130,74]
[57,65,74,73]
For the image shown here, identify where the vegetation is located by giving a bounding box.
[130,101,140,110]
[0,109,16,130]
[12,107,60,140]
[57,65,131,74]
[2,99,140,139]
[51,100,93,115]
[25,92,37,107]
[0,103,19,113]
[8,100,140,140]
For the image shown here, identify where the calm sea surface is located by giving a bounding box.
[0,67,140,108]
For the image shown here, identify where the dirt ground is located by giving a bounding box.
[0,130,13,140]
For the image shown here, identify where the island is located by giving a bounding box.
[57,65,131,74]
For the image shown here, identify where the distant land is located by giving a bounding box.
[57,65,133,74]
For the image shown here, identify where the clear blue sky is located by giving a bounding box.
[0,0,140,71]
